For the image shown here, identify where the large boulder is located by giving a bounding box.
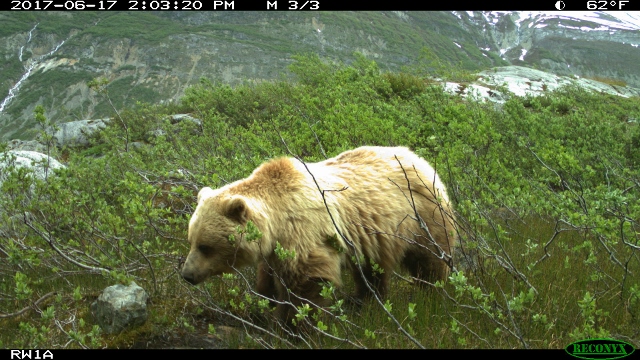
[90,281,149,334]
[5,139,47,153]
[442,65,640,104]
[144,114,202,142]
[0,151,64,227]
[50,118,110,148]
[477,66,640,98]
[0,150,65,188]
[170,114,201,127]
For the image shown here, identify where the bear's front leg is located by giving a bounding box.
[274,277,328,333]
[256,261,277,307]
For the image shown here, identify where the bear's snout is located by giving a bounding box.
[181,257,202,285]
[181,270,198,285]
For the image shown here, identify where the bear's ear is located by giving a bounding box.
[197,187,216,204]
[224,195,249,224]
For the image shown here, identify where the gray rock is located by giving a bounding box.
[6,139,47,153]
[170,114,202,127]
[444,82,510,105]
[0,151,64,225]
[0,150,65,188]
[129,141,147,150]
[50,118,110,148]
[145,129,166,142]
[477,66,640,98]
[442,65,640,105]
[90,281,149,334]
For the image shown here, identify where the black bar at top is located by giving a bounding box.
[4,0,640,11]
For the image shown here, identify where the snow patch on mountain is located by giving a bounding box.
[490,11,640,31]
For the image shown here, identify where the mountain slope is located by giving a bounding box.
[1,11,638,141]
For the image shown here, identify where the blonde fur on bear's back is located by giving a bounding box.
[298,147,454,272]
[237,146,454,292]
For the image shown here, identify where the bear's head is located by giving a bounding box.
[181,187,260,285]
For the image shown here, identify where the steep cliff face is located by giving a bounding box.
[0,13,312,139]
[1,11,638,141]
[456,12,640,88]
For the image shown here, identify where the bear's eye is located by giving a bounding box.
[198,245,214,256]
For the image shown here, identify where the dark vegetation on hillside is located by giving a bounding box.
[1,54,640,348]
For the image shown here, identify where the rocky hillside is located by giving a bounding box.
[1,11,639,141]
[456,12,640,87]
[444,65,640,105]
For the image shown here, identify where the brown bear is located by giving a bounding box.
[181,146,456,326]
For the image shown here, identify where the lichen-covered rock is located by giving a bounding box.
[50,118,110,148]
[170,114,201,127]
[442,66,640,105]
[90,281,149,334]
[6,139,47,153]
[477,66,640,98]
[0,150,64,188]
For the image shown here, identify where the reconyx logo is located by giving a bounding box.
[566,339,635,360]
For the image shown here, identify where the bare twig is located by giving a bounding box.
[0,291,57,319]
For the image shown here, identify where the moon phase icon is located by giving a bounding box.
[555,1,565,10]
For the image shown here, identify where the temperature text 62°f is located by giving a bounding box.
[587,0,629,9]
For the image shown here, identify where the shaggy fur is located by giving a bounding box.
[181,146,456,325]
